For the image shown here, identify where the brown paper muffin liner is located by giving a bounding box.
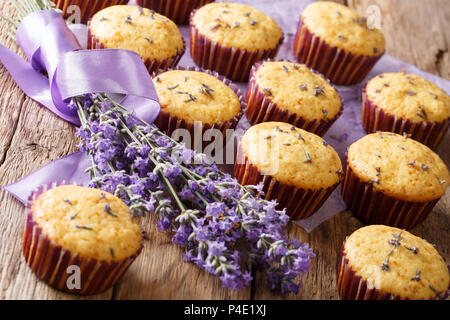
[245,60,343,137]
[362,87,450,149]
[22,182,142,295]
[53,0,128,25]
[337,239,450,300]
[136,0,214,25]
[341,157,440,230]
[293,19,384,86]
[152,66,246,153]
[234,145,339,220]
[87,22,185,75]
[189,13,284,82]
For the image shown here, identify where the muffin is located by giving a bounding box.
[190,2,284,82]
[53,0,128,24]
[23,183,142,295]
[363,72,450,149]
[246,60,342,137]
[88,5,185,74]
[137,0,214,25]
[338,225,449,300]
[342,132,449,229]
[235,122,343,220]
[293,1,385,85]
[153,67,245,150]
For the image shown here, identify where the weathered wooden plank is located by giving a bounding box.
[114,214,250,300]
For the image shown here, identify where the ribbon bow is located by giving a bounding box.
[0,10,161,203]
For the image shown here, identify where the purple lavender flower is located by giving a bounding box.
[74,93,315,295]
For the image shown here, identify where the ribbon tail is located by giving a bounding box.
[3,151,91,204]
[0,43,80,124]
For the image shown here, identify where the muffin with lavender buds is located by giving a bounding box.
[342,132,449,229]
[363,72,450,149]
[294,1,385,85]
[23,183,142,295]
[190,2,284,82]
[53,0,128,24]
[246,61,342,136]
[88,5,185,74]
[153,68,245,150]
[235,122,343,220]
[136,0,214,25]
[338,225,449,300]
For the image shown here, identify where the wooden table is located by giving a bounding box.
[0,0,448,300]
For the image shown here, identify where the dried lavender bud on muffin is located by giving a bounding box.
[88,5,184,73]
[363,72,450,149]
[246,61,342,136]
[53,0,128,24]
[23,184,142,295]
[190,2,283,82]
[136,0,214,25]
[235,122,342,220]
[338,225,449,300]
[294,1,385,85]
[153,69,244,146]
[342,132,449,229]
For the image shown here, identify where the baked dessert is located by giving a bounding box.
[338,225,449,300]
[52,0,128,24]
[363,72,450,149]
[293,1,385,85]
[245,60,342,136]
[190,2,284,82]
[153,67,244,150]
[235,122,343,220]
[136,0,214,25]
[22,183,142,295]
[88,5,185,74]
[342,132,449,229]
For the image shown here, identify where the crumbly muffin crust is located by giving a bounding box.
[344,225,449,300]
[348,132,449,202]
[32,185,142,262]
[192,2,283,51]
[240,122,342,190]
[254,61,342,121]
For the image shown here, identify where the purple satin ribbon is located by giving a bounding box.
[0,10,161,204]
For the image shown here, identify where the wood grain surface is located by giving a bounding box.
[0,0,448,300]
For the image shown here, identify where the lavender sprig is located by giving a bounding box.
[73,94,314,294]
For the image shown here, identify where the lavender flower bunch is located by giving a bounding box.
[73,94,314,294]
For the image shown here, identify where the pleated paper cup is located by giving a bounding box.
[87,21,185,75]
[234,145,339,220]
[189,13,284,82]
[362,87,450,150]
[53,0,128,24]
[245,60,343,137]
[337,239,450,300]
[293,19,383,86]
[152,66,246,152]
[136,0,214,25]
[341,157,440,230]
[22,182,142,296]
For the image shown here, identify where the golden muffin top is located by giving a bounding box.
[32,185,142,262]
[192,2,283,51]
[90,5,184,60]
[301,1,385,57]
[347,132,449,202]
[253,61,342,120]
[153,70,242,124]
[240,122,342,190]
[366,72,450,122]
[344,225,449,300]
